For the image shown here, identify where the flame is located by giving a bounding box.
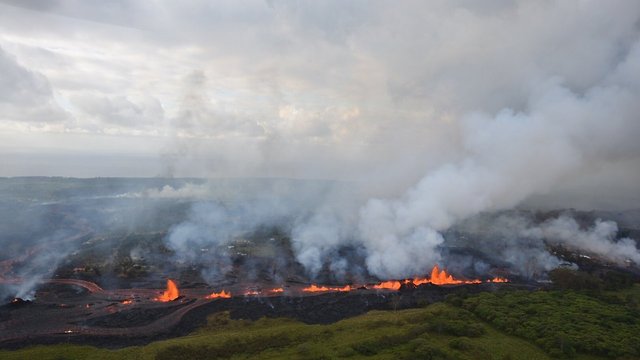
[302,284,354,293]
[268,287,284,294]
[488,276,509,283]
[121,299,133,305]
[156,279,179,302]
[207,290,231,299]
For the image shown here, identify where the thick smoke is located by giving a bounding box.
[449,212,639,279]
[355,68,640,278]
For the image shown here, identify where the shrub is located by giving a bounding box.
[414,344,450,360]
[449,337,473,350]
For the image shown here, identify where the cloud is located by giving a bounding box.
[0,46,67,124]
[71,93,164,128]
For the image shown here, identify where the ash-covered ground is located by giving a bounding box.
[0,177,638,348]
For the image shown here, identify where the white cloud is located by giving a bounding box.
[0,46,68,123]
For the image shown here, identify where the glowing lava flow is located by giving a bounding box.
[372,280,403,290]
[207,290,231,299]
[371,265,484,290]
[303,284,354,293]
[268,287,284,294]
[156,279,179,302]
[302,265,499,293]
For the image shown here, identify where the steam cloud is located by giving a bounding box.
[357,74,640,277]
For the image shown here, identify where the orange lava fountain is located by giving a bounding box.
[429,264,482,285]
[488,276,509,283]
[156,279,179,302]
[207,290,231,299]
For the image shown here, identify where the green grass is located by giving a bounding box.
[458,285,640,358]
[1,303,556,360]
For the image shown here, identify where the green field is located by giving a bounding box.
[2,285,639,359]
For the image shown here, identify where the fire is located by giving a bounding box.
[207,290,231,299]
[156,279,179,302]
[302,284,354,293]
[121,299,133,305]
[488,276,508,283]
[268,287,284,294]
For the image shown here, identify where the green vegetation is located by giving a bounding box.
[457,285,640,358]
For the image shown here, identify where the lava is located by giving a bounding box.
[372,280,403,290]
[302,284,354,293]
[121,299,133,305]
[301,265,500,294]
[206,290,231,299]
[268,287,284,294]
[429,264,482,285]
[155,279,179,302]
[369,265,484,289]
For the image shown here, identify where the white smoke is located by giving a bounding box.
[524,216,640,265]
[355,66,640,278]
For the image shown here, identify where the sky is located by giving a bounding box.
[0,0,639,209]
